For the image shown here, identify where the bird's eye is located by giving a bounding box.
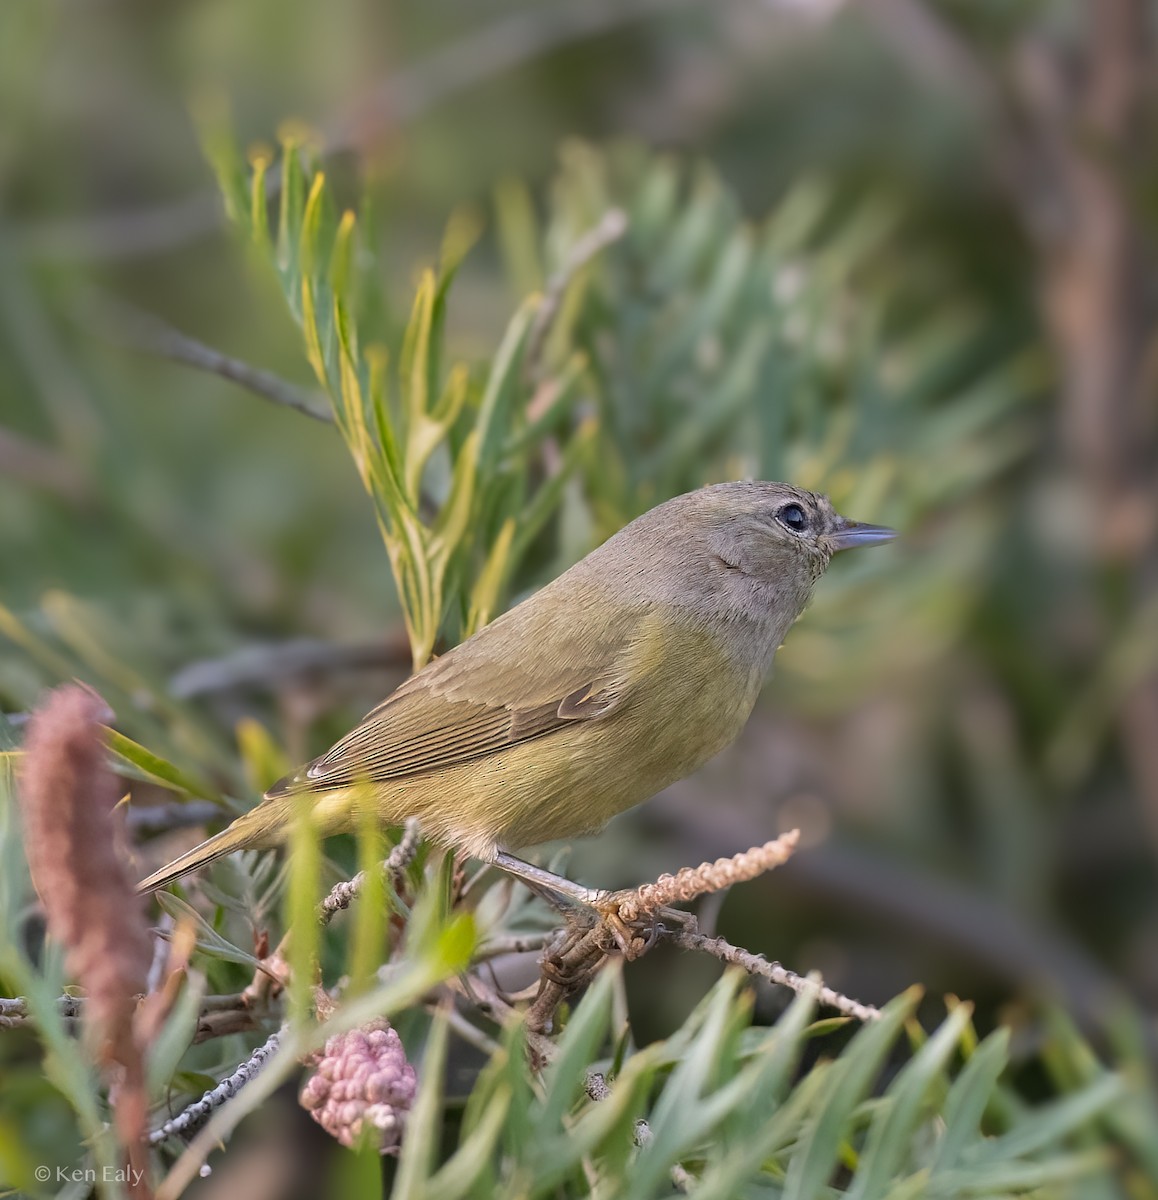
[777,503,808,533]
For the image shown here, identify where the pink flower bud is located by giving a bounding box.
[299,1018,417,1153]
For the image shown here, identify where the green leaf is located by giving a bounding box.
[494,176,543,297]
[106,729,220,802]
[192,92,250,230]
[276,137,309,307]
[507,418,596,572]
[930,1027,1009,1172]
[782,988,919,1200]
[426,1084,511,1200]
[846,1002,974,1199]
[0,945,112,1170]
[691,988,819,1200]
[154,892,266,971]
[0,599,79,681]
[965,1073,1124,1164]
[629,972,748,1196]
[473,297,536,475]
[535,965,618,1137]
[146,972,208,1095]
[235,717,291,795]
[527,1043,667,1193]
[432,912,477,975]
[348,799,389,996]
[392,1009,450,1199]
[925,1149,1112,1196]
[465,517,515,636]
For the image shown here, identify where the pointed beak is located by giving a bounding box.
[828,515,897,551]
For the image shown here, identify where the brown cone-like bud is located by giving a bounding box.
[18,684,153,1182]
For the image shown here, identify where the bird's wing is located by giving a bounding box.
[266,595,646,796]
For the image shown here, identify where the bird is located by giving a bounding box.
[137,481,894,902]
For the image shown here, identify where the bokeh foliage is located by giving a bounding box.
[3,1,1158,1196]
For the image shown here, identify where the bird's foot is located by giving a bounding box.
[587,890,697,961]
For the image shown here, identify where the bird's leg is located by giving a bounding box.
[486,848,606,912]
[485,848,690,960]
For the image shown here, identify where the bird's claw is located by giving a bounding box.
[589,892,694,960]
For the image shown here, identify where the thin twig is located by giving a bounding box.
[524,208,629,378]
[436,999,503,1057]
[474,931,553,961]
[453,971,558,1067]
[89,295,333,423]
[318,819,422,925]
[616,830,800,921]
[671,930,881,1022]
[168,633,412,699]
[0,990,277,1041]
[0,994,83,1028]
[148,1026,286,1146]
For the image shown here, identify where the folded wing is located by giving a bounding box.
[266,595,645,796]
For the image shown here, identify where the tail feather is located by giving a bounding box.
[136,805,282,894]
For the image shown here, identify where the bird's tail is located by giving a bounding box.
[136,802,286,894]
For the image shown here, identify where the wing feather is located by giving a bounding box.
[266,593,646,797]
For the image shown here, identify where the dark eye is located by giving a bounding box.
[777,503,808,533]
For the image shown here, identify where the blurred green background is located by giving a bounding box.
[3,0,1157,1141]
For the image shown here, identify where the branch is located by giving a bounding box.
[89,295,333,423]
[614,830,800,921]
[670,931,881,1022]
[318,819,422,925]
[168,632,412,700]
[0,994,83,1028]
[0,990,278,1043]
[148,1026,285,1146]
[474,931,553,961]
[524,208,629,379]
[522,830,880,1034]
[126,800,224,836]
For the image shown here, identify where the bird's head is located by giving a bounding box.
[591,481,896,634]
[696,480,894,580]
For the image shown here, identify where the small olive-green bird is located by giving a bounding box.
[138,482,894,901]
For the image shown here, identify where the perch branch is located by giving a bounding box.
[527,831,807,1033]
[474,931,553,960]
[670,931,881,1023]
[0,994,84,1028]
[614,830,800,921]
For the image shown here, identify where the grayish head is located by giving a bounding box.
[575,480,895,651]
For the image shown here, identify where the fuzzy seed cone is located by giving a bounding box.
[18,686,152,1101]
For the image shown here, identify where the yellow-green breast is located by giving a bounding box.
[376,612,766,856]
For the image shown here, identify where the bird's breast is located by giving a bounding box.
[471,618,766,850]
